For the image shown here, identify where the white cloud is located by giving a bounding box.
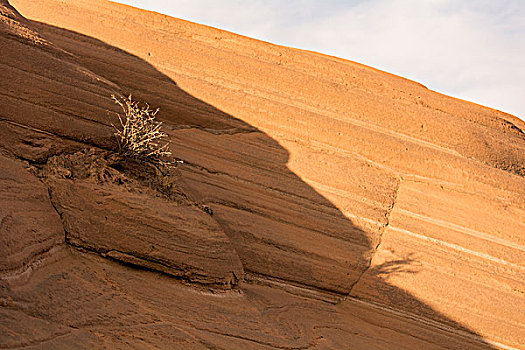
[116,0,525,119]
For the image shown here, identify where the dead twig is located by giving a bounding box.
[111,94,179,171]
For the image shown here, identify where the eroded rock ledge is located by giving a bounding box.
[39,149,244,288]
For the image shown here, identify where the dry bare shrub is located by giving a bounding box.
[111,94,176,170]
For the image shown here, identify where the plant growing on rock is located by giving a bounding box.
[111,94,177,170]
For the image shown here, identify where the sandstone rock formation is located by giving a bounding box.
[1,0,524,348]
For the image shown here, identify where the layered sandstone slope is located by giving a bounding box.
[0,0,244,288]
[1,0,524,349]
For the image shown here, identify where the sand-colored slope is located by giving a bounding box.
[1,0,524,348]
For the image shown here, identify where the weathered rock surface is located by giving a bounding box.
[43,150,244,287]
[1,0,524,348]
[0,155,63,275]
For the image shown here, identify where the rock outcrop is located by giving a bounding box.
[1,0,524,348]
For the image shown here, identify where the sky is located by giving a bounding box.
[114,0,525,120]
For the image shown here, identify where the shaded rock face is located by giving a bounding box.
[0,156,63,275]
[1,0,524,349]
[41,149,244,288]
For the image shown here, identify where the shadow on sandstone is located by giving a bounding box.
[3,18,496,348]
